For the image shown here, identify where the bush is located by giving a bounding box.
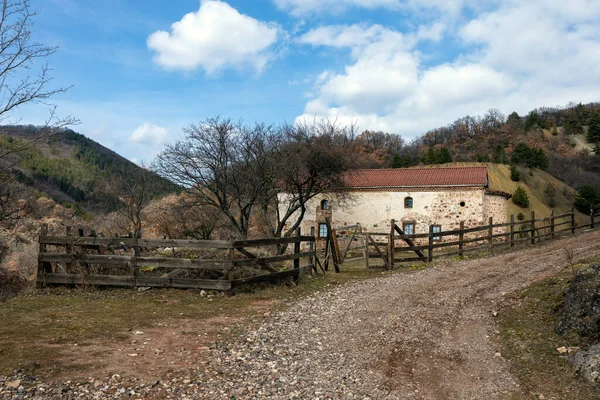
[510,165,521,182]
[0,266,27,302]
[544,183,557,208]
[512,186,530,208]
[517,212,525,221]
[574,185,600,215]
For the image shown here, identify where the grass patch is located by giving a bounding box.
[0,257,390,376]
[498,267,599,399]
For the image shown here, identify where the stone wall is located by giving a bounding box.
[279,188,510,243]
[484,193,509,234]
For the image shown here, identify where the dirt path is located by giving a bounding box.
[2,230,600,399]
[198,230,600,399]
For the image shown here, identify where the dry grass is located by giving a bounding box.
[0,257,390,376]
[498,265,599,400]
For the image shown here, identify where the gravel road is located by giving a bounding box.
[3,230,600,399]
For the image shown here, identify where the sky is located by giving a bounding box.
[11,0,600,163]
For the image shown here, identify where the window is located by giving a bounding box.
[319,223,328,238]
[403,223,415,235]
[321,199,329,210]
[404,197,413,208]
[432,225,441,241]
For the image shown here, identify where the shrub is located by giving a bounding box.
[574,185,600,215]
[510,165,521,182]
[517,212,525,221]
[512,186,530,208]
[544,183,557,208]
[0,267,27,302]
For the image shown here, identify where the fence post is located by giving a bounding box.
[591,207,595,229]
[309,226,315,274]
[571,207,576,234]
[458,221,464,257]
[37,223,49,287]
[550,209,555,240]
[132,230,141,286]
[428,225,434,263]
[388,219,395,270]
[227,244,235,281]
[294,227,301,281]
[488,217,493,251]
[531,211,536,245]
[65,226,74,272]
[510,214,515,247]
[364,233,370,269]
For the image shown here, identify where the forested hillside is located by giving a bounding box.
[0,125,179,213]
[349,102,600,213]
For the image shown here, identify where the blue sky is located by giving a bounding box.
[13,0,600,162]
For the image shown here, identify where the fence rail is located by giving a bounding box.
[37,225,316,291]
[360,207,599,269]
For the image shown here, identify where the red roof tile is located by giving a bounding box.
[344,167,488,188]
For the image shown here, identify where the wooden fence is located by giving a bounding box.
[37,225,316,291]
[362,207,599,269]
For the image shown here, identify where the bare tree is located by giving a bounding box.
[0,182,28,226]
[154,117,277,238]
[0,0,78,176]
[100,163,155,235]
[260,119,358,239]
[153,194,223,240]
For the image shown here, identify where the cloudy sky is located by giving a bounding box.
[13,0,600,162]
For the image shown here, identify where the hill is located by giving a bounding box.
[0,125,179,213]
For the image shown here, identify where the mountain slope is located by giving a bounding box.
[0,125,179,210]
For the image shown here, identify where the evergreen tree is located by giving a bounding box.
[512,186,530,208]
[510,165,521,182]
[588,110,600,143]
[574,185,600,215]
[390,154,411,168]
[563,114,584,135]
[436,147,452,163]
[507,111,522,130]
[510,143,531,165]
[492,145,507,164]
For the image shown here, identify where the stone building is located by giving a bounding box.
[286,166,511,242]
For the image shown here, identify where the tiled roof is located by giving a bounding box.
[344,167,488,188]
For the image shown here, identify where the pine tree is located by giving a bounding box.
[588,110,600,143]
[512,186,530,208]
[510,165,521,182]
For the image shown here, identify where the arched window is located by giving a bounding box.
[404,197,413,208]
[321,199,329,210]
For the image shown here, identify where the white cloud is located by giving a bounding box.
[129,123,169,145]
[296,0,600,137]
[147,0,280,74]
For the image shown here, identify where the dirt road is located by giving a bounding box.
[2,230,600,399]
[199,230,600,399]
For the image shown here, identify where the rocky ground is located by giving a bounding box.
[2,230,600,399]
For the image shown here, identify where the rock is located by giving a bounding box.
[556,346,568,354]
[494,352,502,357]
[263,312,271,318]
[556,265,600,340]
[17,385,24,393]
[138,287,151,292]
[111,374,121,383]
[134,331,144,335]
[6,380,20,389]
[200,290,207,297]
[570,344,600,384]
[492,311,498,317]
